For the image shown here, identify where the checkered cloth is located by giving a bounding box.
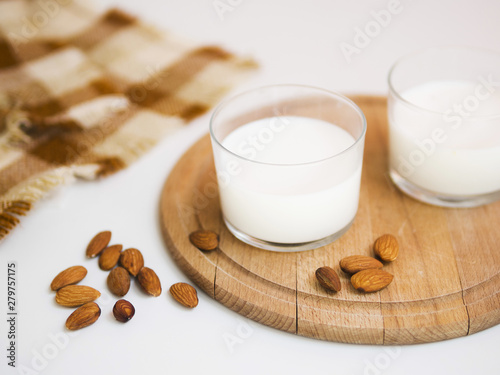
[0,0,256,241]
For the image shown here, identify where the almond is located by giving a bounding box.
[169,282,198,308]
[113,299,135,323]
[119,248,144,276]
[55,285,101,307]
[351,269,394,293]
[315,266,341,292]
[50,265,87,291]
[107,267,130,297]
[137,267,162,297]
[98,244,123,271]
[66,302,101,330]
[374,234,399,262]
[189,230,218,251]
[86,231,112,258]
[339,255,383,274]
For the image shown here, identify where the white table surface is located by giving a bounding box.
[2,0,500,374]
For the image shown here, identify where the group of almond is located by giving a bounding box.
[50,231,199,330]
[315,234,399,293]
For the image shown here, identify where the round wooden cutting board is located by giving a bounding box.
[159,96,500,345]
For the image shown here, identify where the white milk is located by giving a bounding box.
[217,116,361,244]
[389,80,500,196]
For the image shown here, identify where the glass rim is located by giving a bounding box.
[209,84,367,167]
[388,46,500,120]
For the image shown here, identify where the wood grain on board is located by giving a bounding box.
[160,96,500,345]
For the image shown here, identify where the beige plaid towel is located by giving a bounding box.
[0,0,256,241]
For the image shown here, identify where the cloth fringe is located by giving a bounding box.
[0,0,257,242]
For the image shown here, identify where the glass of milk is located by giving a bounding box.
[209,85,366,252]
[388,47,500,207]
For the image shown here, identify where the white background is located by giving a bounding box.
[2,0,500,374]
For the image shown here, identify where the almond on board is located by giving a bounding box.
[351,269,394,293]
[315,266,341,292]
[373,234,399,262]
[189,230,218,251]
[339,255,383,274]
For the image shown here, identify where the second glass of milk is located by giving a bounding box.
[210,85,366,252]
[388,47,500,207]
